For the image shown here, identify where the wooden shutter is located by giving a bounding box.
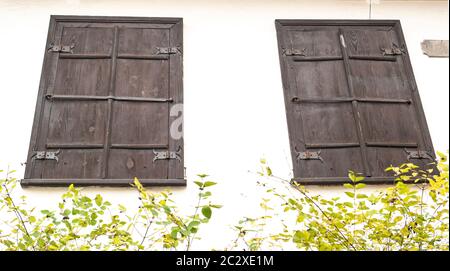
[276,20,435,185]
[22,16,184,186]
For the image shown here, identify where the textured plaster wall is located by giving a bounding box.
[0,0,448,249]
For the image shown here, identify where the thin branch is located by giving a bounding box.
[2,169,36,251]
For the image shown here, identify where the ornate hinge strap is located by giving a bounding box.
[153,146,182,162]
[155,47,182,55]
[283,48,307,56]
[48,43,75,54]
[31,150,60,162]
[294,147,324,163]
[381,43,407,56]
[404,149,434,161]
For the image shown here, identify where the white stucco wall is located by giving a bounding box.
[0,0,448,250]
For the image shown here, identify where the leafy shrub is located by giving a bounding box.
[229,152,449,251]
[0,173,220,251]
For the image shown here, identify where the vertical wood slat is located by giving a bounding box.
[394,23,435,157]
[275,21,309,179]
[102,26,119,179]
[168,20,184,180]
[337,28,372,177]
[35,23,65,178]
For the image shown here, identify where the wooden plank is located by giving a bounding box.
[168,20,184,180]
[101,26,119,178]
[338,28,371,176]
[107,149,169,179]
[53,58,111,96]
[47,101,107,146]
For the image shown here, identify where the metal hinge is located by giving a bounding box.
[381,43,406,56]
[31,150,60,162]
[295,148,324,163]
[283,48,307,56]
[48,43,75,54]
[405,149,434,161]
[156,47,181,55]
[153,147,182,162]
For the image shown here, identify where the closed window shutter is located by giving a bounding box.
[276,20,435,185]
[22,16,184,186]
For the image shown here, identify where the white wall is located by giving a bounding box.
[0,0,448,250]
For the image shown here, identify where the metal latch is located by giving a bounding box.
[48,43,75,54]
[156,47,181,55]
[283,48,307,56]
[381,43,406,56]
[405,149,434,161]
[31,150,60,162]
[295,148,324,163]
[153,147,182,162]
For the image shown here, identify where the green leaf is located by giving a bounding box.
[188,221,200,231]
[344,202,353,208]
[201,206,212,219]
[197,174,209,178]
[345,192,355,198]
[343,183,354,189]
[296,213,306,223]
[194,181,204,188]
[203,181,217,187]
[355,176,365,182]
[95,194,103,206]
[437,151,447,162]
[355,183,366,189]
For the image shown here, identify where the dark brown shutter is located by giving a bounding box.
[22,16,184,186]
[276,20,435,185]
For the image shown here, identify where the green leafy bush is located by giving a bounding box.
[229,152,449,251]
[0,173,220,251]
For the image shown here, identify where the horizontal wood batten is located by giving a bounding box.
[293,56,343,62]
[366,142,418,148]
[46,94,173,103]
[59,53,111,59]
[110,144,169,149]
[305,142,418,149]
[117,54,169,60]
[349,55,397,62]
[305,143,360,149]
[292,97,412,104]
[21,179,186,187]
[46,143,104,149]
